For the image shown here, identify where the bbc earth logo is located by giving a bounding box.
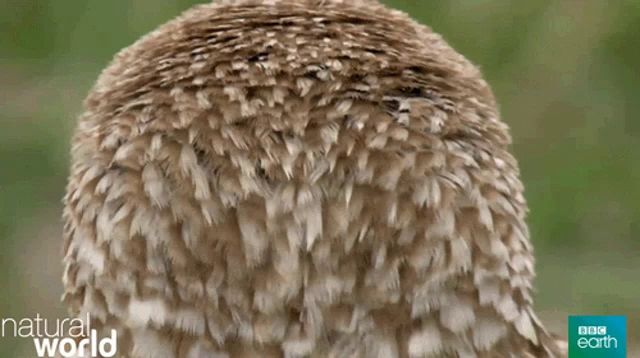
[569,316,626,358]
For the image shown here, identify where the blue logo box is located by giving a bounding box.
[568,316,626,358]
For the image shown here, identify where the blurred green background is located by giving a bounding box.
[1,0,638,355]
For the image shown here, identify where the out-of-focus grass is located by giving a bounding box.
[1,0,639,355]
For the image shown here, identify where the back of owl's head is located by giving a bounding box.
[80,0,507,162]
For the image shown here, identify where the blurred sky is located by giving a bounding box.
[1,0,639,355]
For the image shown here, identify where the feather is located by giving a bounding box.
[408,320,443,357]
[61,0,562,356]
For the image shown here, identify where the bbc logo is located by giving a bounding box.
[578,325,607,335]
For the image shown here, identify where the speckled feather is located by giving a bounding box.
[62,0,565,357]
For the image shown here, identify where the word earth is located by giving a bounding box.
[576,335,618,349]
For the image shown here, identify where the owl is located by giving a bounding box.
[62,0,566,357]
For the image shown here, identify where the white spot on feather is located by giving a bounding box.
[128,297,168,327]
[515,311,539,345]
[408,320,443,357]
[472,314,507,351]
[440,297,476,333]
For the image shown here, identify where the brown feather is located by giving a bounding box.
[63,0,565,356]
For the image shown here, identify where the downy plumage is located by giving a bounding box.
[62,0,566,356]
